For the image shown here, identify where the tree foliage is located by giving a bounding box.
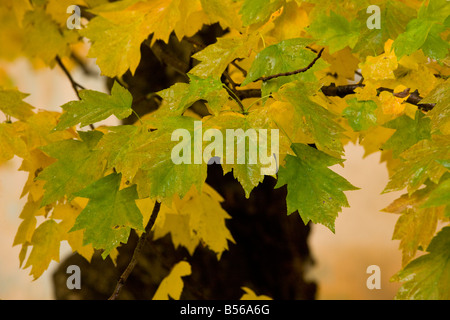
[0,0,449,300]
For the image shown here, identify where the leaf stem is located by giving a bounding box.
[223,84,246,114]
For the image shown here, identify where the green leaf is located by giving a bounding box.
[382,110,431,158]
[275,143,358,232]
[342,98,377,132]
[139,116,207,202]
[239,0,285,26]
[276,81,345,157]
[393,0,450,60]
[0,89,34,121]
[241,38,327,97]
[422,174,450,217]
[421,80,450,135]
[96,125,149,182]
[392,226,450,300]
[384,135,450,195]
[71,172,144,258]
[307,10,360,53]
[54,81,133,131]
[157,75,229,116]
[353,0,415,58]
[37,131,106,206]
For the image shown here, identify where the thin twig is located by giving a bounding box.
[254,48,324,82]
[55,56,95,129]
[55,56,85,99]
[109,201,162,300]
[231,61,247,77]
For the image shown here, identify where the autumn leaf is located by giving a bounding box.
[342,98,378,132]
[37,130,106,206]
[0,88,34,121]
[382,110,431,158]
[70,172,144,258]
[24,220,61,279]
[384,135,450,195]
[392,226,450,300]
[152,261,191,300]
[307,10,360,53]
[54,81,133,131]
[275,143,358,232]
[276,81,345,157]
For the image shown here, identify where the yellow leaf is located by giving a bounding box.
[383,187,445,266]
[46,0,87,26]
[360,39,398,81]
[379,91,405,115]
[268,1,309,41]
[24,220,61,279]
[52,200,94,262]
[19,149,55,202]
[0,123,28,163]
[153,184,234,258]
[240,287,272,300]
[152,261,191,300]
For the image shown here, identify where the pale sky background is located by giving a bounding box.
[0,57,404,300]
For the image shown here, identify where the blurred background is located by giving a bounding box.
[0,56,404,300]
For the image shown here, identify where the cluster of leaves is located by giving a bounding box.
[0,0,449,299]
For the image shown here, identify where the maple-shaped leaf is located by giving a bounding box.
[384,135,450,195]
[132,116,208,202]
[383,183,444,266]
[71,172,144,258]
[0,122,28,163]
[202,108,280,197]
[157,75,229,116]
[276,81,345,157]
[153,184,234,258]
[392,226,450,300]
[152,261,191,300]
[353,0,415,58]
[275,143,358,232]
[382,110,431,158]
[393,0,450,60]
[242,38,327,97]
[22,7,79,65]
[37,131,106,206]
[0,88,34,121]
[189,34,258,79]
[239,0,285,26]
[421,80,450,135]
[342,98,377,132]
[307,10,360,53]
[200,0,243,31]
[83,0,205,77]
[24,219,61,279]
[54,81,133,131]
[422,173,450,217]
[52,200,94,262]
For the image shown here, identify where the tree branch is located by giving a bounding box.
[254,48,324,82]
[56,55,85,100]
[236,83,435,110]
[108,201,162,300]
